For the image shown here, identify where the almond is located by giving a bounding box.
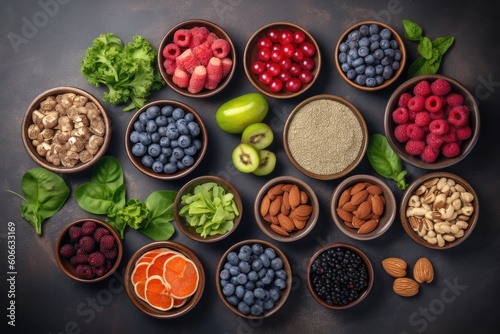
[294,204,312,217]
[336,208,353,223]
[355,201,372,219]
[382,257,407,277]
[338,188,352,208]
[300,191,309,204]
[371,194,385,216]
[260,195,271,217]
[269,195,282,216]
[413,257,434,283]
[357,219,378,234]
[293,218,306,230]
[351,216,366,228]
[350,182,367,195]
[393,277,419,297]
[270,224,289,237]
[341,201,358,213]
[277,214,295,232]
[281,184,293,192]
[366,184,383,195]
[289,185,301,208]
[351,189,369,205]
[268,183,285,197]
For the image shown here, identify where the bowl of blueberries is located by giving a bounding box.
[335,21,406,91]
[125,99,207,180]
[216,239,292,319]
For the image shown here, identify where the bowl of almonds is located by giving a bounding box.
[330,174,396,240]
[400,172,479,249]
[254,176,319,242]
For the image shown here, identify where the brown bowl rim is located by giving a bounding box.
[254,175,319,242]
[22,86,111,173]
[215,239,292,319]
[334,20,406,91]
[306,242,374,309]
[173,175,243,243]
[399,171,479,249]
[384,73,481,169]
[124,99,208,180]
[157,19,236,98]
[330,174,396,240]
[54,218,123,283]
[243,21,322,99]
[283,94,368,180]
[123,241,205,318]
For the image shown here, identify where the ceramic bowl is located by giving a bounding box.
[384,74,480,169]
[400,172,479,249]
[125,99,207,180]
[55,218,123,283]
[158,19,236,98]
[283,94,368,180]
[306,242,373,309]
[244,22,321,98]
[173,175,243,243]
[331,174,396,240]
[335,20,406,91]
[216,239,292,318]
[124,241,205,318]
[22,87,111,173]
[254,176,319,242]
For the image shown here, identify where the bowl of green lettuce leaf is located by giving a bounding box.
[173,175,242,243]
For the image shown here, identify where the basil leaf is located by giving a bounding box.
[91,155,124,192]
[112,183,127,213]
[432,36,454,56]
[75,182,115,214]
[146,190,177,222]
[19,168,70,235]
[417,37,433,59]
[402,19,423,41]
[367,134,408,190]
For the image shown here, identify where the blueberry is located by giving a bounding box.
[252,259,263,271]
[176,160,186,170]
[172,147,184,160]
[274,278,286,290]
[163,162,177,174]
[259,253,271,267]
[159,137,170,147]
[339,42,349,53]
[238,260,251,274]
[341,63,350,73]
[380,39,391,50]
[338,52,347,64]
[358,46,369,57]
[391,61,400,71]
[245,281,255,291]
[220,269,230,280]
[238,245,252,261]
[364,54,375,64]
[139,112,149,124]
[261,274,272,285]
[227,252,239,265]
[375,64,384,75]
[220,279,229,287]
[161,105,173,117]
[167,116,175,124]
[166,127,179,140]
[250,304,264,316]
[266,268,275,279]
[373,49,384,60]
[382,66,394,80]
[187,122,200,137]
[355,74,367,85]
[155,115,168,127]
[346,69,356,80]
[222,283,236,296]
[145,120,157,133]
[247,271,258,282]
[358,37,370,48]
[131,143,146,156]
[235,285,245,299]
[243,291,254,305]
[129,131,140,143]
[352,57,364,68]
[152,161,163,173]
[172,107,185,120]
[365,65,376,77]
[347,40,358,49]
[237,302,250,315]
[380,28,392,40]
[369,33,380,43]
[170,139,179,148]
[158,126,168,137]
[193,139,202,150]
[263,299,274,310]
[391,39,399,50]
[258,268,267,279]
[141,155,154,168]
[162,147,172,156]
[229,265,240,276]
[183,145,198,156]
[184,112,194,122]
[227,295,239,306]
[348,30,361,42]
[151,132,161,143]
[254,287,266,299]
[236,273,248,285]
[133,120,145,132]
[138,132,152,145]
[376,75,385,86]
[146,106,160,119]
[148,143,161,157]
[275,269,287,280]
[177,123,189,135]
[269,287,281,301]
[369,41,380,52]
[252,244,264,255]
[178,135,191,148]
[182,155,194,167]
[394,49,402,61]
[347,48,358,59]
[369,24,379,35]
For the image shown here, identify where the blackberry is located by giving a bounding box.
[59,244,75,259]
[81,220,97,236]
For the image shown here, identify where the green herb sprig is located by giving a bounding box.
[75,156,176,240]
[402,19,454,78]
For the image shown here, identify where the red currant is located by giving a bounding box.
[251,61,266,75]
[269,78,283,93]
[300,57,314,71]
[259,71,273,85]
[278,70,291,83]
[266,28,280,43]
[267,63,281,77]
[292,49,304,62]
[299,42,316,57]
[289,63,302,77]
[279,57,292,71]
[270,49,284,63]
[257,37,272,49]
[281,43,295,58]
[279,30,294,45]
[293,31,306,44]
[258,48,271,62]
[299,71,313,84]
[286,77,302,92]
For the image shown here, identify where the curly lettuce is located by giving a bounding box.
[81,33,164,112]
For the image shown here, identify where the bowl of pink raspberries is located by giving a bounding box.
[384,74,480,169]
[55,218,123,283]
[158,19,236,98]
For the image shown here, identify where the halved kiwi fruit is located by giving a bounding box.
[232,143,260,173]
[241,123,274,150]
[252,150,277,176]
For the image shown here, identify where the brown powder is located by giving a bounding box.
[287,99,363,175]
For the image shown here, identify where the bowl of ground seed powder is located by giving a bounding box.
[283,95,368,180]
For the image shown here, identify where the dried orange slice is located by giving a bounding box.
[173,297,188,308]
[144,275,174,311]
[146,250,178,278]
[163,254,199,299]
[131,262,149,300]
[136,248,166,265]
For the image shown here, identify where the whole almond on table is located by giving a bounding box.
[382,257,407,277]
[413,257,434,283]
[393,277,419,297]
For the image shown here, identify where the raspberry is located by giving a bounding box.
[162,43,181,60]
[413,80,432,97]
[407,95,425,112]
[69,226,82,242]
[172,67,189,88]
[79,236,96,253]
[414,111,431,127]
[59,244,75,259]
[405,140,425,155]
[88,252,106,268]
[93,266,108,278]
[442,126,457,143]
[429,119,449,135]
[430,78,451,96]
[192,40,213,66]
[424,95,443,113]
[176,48,200,74]
[206,32,219,45]
[398,92,413,107]
[93,227,110,242]
[394,124,410,143]
[103,246,118,260]
[76,264,95,279]
[441,142,461,158]
[406,124,425,140]
[189,26,209,48]
[421,145,440,163]
[70,254,88,267]
[163,58,176,75]
[211,38,231,59]
[205,57,223,90]
[429,109,445,120]
[221,57,233,78]
[407,109,417,123]
[425,132,444,149]
[76,247,87,257]
[456,125,472,140]
[188,65,207,94]
[392,107,409,124]
[81,220,96,236]
[447,106,469,126]
[173,29,191,48]
[445,92,464,107]
[99,235,115,251]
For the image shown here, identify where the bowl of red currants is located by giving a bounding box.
[244,22,321,99]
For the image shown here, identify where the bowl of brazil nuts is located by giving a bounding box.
[22,87,111,173]
[283,94,368,180]
[254,176,319,242]
[400,172,479,249]
[331,174,396,240]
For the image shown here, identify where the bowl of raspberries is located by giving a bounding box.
[158,19,236,98]
[55,218,123,283]
[384,74,480,169]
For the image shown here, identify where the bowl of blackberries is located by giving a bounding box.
[335,21,406,91]
[306,242,373,309]
[216,239,292,318]
[55,218,123,283]
[125,99,207,180]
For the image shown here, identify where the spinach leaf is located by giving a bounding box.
[141,220,175,241]
[91,155,123,191]
[75,182,115,214]
[146,190,176,222]
[17,168,70,235]
[367,134,409,190]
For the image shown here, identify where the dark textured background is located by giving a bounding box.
[1,1,498,333]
